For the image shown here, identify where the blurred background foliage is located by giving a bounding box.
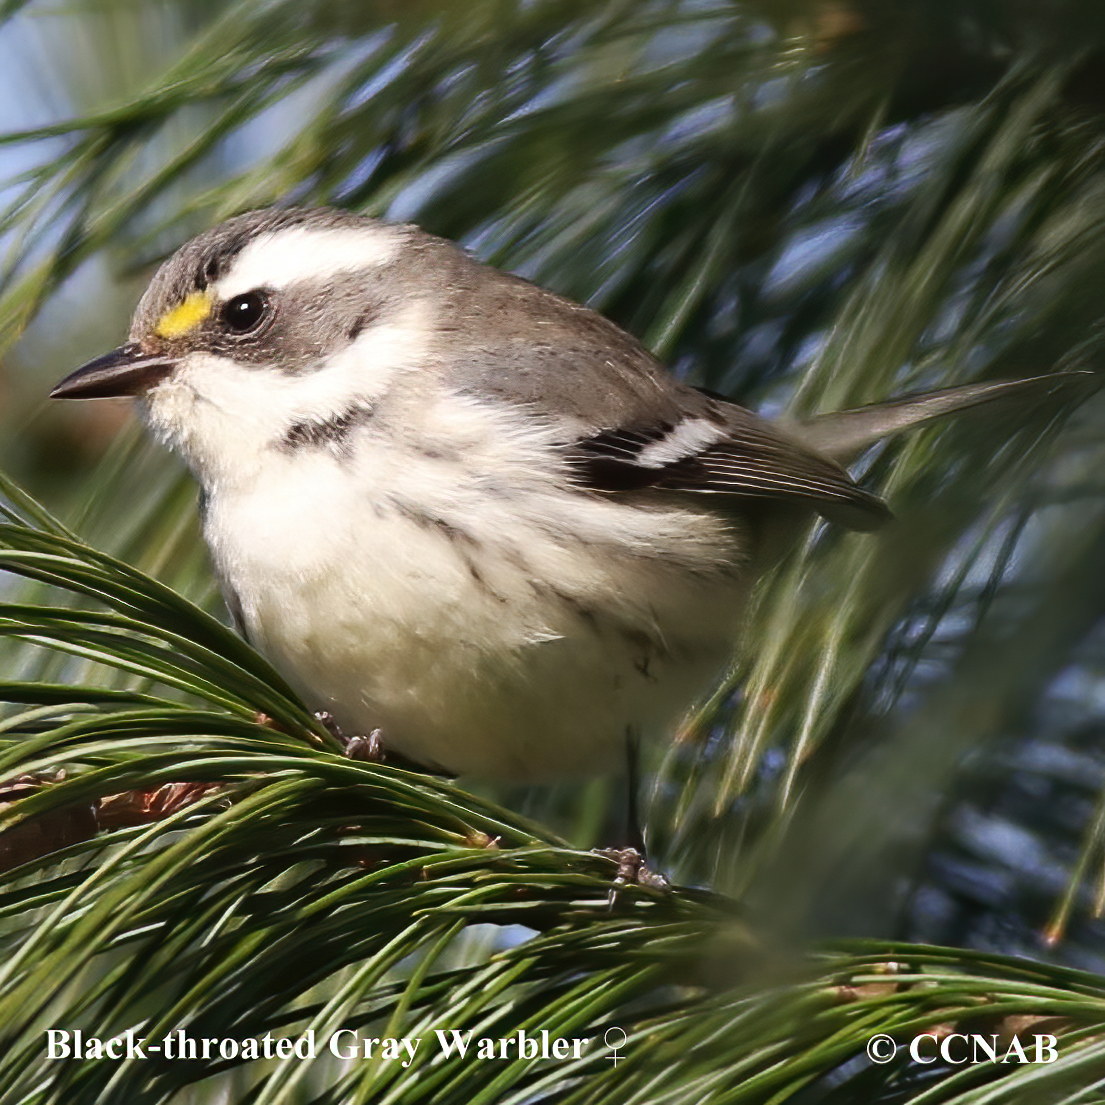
[5,0,1105,1101]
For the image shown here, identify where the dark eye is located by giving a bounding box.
[220,291,269,334]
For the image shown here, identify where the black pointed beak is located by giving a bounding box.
[50,343,177,400]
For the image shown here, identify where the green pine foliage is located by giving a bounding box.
[3,1,1105,1101]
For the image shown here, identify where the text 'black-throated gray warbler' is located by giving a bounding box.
[51,207,1091,781]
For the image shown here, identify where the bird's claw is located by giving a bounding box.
[596,846,670,908]
[343,729,388,763]
[314,713,445,773]
[313,712,388,762]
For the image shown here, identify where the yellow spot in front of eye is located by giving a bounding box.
[155,291,213,339]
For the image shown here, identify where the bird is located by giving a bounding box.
[50,206,1091,783]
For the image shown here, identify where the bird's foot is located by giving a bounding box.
[313,711,387,761]
[343,730,388,763]
[595,846,670,908]
[314,712,447,774]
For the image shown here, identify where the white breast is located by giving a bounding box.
[202,394,748,780]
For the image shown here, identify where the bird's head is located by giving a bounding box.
[51,207,438,483]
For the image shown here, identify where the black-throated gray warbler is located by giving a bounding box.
[51,207,1090,780]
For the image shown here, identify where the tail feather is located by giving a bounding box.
[789,372,1100,462]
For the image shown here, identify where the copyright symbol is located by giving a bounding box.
[867,1035,897,1064]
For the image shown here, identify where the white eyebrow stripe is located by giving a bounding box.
[215,225,404,299]
[637,418,727,467]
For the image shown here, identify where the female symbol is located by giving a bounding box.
[604,1027,628,1068]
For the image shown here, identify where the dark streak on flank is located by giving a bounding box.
[530,579,666,678]
[392,502,512,602]
[530,580,600,628]
[279,404,374,455]
[393,502,478,546]
[465,560,509,603]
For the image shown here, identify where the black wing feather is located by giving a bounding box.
[566,403,891,531]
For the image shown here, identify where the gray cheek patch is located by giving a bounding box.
[196,270,404,375]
